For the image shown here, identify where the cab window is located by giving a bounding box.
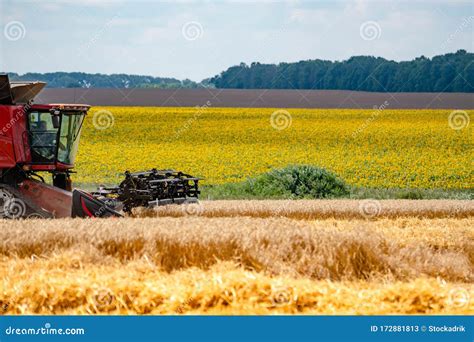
[28,111,58,163]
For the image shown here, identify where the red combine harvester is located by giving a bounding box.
[0,75,200,218]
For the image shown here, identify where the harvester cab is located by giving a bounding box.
[0,74,200,219]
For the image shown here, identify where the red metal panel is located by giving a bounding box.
[18,179,72,218]
[0,105,13,137]
[0,105,15,168]
[10,105,29,164]
[30,165,57,171]
[0,136,15,167]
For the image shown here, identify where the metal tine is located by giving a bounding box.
[149,179,182,183]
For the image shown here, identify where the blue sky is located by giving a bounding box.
[0,0,472,81]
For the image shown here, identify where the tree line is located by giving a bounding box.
[5,50,473,92]
[7,72,200,89]
[210,50,473,92]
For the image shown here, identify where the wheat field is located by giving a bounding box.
[1,200,472,315]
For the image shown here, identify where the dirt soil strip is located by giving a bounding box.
[37,88,474,109]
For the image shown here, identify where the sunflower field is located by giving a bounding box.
[75,107,473,189]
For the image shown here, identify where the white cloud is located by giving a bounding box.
[1,0,471,80]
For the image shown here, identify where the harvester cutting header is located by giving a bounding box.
[0,75,200,218]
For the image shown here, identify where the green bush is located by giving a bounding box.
[246,165,349,199]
